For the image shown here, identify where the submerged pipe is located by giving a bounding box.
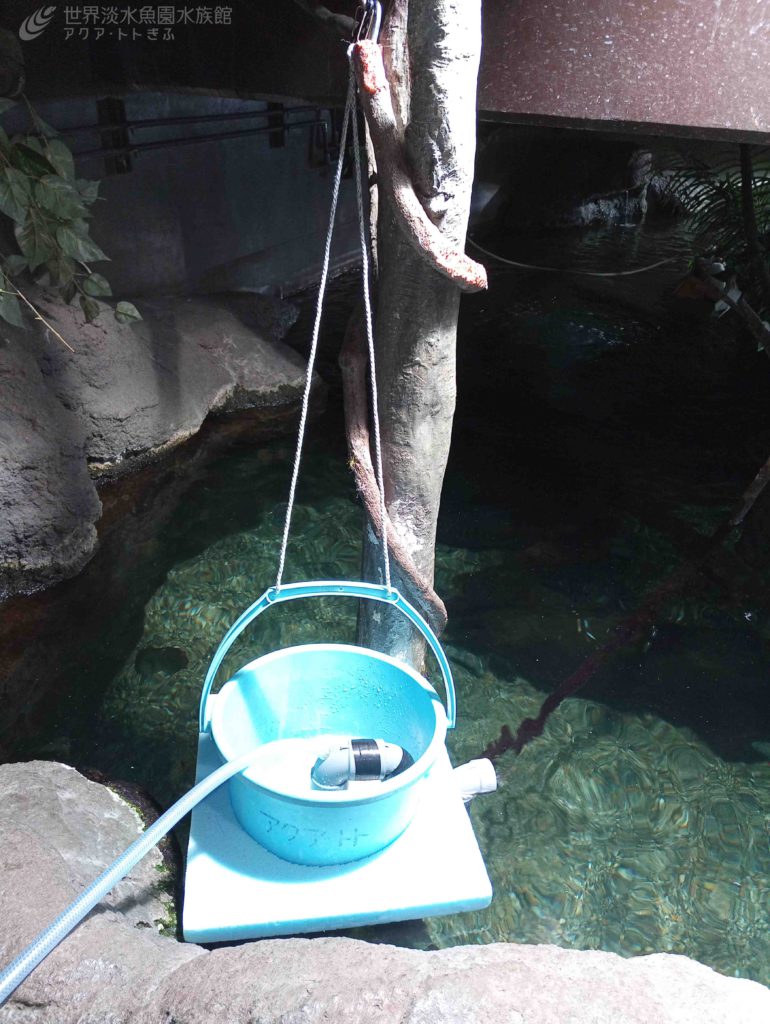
[0,746,264,1007]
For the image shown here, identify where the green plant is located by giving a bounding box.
[661,143,770,317]
[0,96,141,335]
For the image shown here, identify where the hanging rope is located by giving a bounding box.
[350,62,391,591]
[275,78,356,590]
[276,66,391,592]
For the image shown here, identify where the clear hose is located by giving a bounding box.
[0,746,261,1007]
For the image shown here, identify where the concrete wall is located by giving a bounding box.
[479,0,770,142]
[11,92,359,299]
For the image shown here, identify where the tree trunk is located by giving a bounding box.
[356,0,482,666]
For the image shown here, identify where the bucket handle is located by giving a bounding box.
[198,580,456,732]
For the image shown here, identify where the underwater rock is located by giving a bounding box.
[0,287,314,598]
[134,645,190,680]
[1,761,768,1023]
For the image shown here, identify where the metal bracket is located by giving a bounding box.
[266,102,286,149]
[353,0,382,44]
[96,97,131,175]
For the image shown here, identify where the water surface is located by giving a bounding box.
[10,221,770,984]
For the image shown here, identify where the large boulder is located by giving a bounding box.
[0,761,767,1024]
[0,337,101,597]
[32,292,306,477]
[0,289,309,600]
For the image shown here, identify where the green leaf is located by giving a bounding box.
[76,178,100,204]
[55,224,109,263]
[80,294,101,323]
[0,292,23,327]
[0,274,23,328]
[10,141,57,177]
[0,127,10,155]
[45,253,76,286]
[82,272,111,297]
[34,175,86,220]
[61,280,77,304]
[46,139,75,180]
[20,135,47,156]
[0,166,32,223]
[2,254,28,277]
[27,106,58,139]
[114,300,142,325]
[0,99,17,116]
[15,209,56,270]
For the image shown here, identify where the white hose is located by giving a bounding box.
[0,747,261,1007]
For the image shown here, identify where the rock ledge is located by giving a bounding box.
[0,761,767,1024]
[0,290,308,599]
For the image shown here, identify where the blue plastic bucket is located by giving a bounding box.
[199,581,456,866]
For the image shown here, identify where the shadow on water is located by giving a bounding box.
[3,221,770,983]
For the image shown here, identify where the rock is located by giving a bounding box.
[0,761,199,1021]
[1,761,768,1024]
[474,131,660,232]
[222,292,301,344]
[647,172,689,216]
[29,290,310,477]
[134,645,190,681]
[153,942,770,1024]
[76,767,183,889]
[0,762,174,933]
[0,288,313,598]
[564,186,648,229]
[628,150,654,190]
[0,336,101,598]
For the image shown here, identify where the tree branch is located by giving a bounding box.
[340,311,448,635]
[351,40,487,293]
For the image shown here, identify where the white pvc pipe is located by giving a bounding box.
[453,759,498,804]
